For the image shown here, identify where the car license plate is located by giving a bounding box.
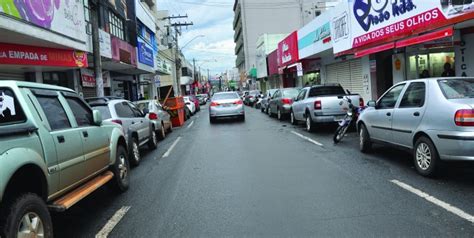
[334,116,345,121]
[222,103,232,107]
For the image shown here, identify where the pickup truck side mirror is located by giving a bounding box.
[367,100,376,108]
[92,110,103,126]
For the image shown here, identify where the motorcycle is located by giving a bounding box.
[255,95,263,109]
[333,96,365,144]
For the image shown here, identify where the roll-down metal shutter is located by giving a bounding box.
[0,72,25,81]
[325,58,364,98]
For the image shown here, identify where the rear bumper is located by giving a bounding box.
[209,105,244,117]
[281,105,292,114]
[428,130,474,161]
[312,113,345,123]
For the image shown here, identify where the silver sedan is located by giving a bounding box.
[358,77,474,177]
[209,92,245,123]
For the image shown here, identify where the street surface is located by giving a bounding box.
[53,105,474,237]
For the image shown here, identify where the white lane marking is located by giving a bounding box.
[161,137,181,159]
[291,131,323,146]
[187,121,194,129]
[96,206,131,238]
[391,179,474,223]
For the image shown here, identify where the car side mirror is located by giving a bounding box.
[92,110,102,126]
[367,100,376,108]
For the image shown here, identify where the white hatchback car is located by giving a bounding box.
[358,77,474,177]
[183,96,196,115]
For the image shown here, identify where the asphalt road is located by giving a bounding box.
[52,104,474,237]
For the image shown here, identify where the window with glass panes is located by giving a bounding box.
[108,11,125,40]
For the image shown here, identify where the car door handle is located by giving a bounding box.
[131,122,135,124]
[413,112,420,117]
[386,112,391,116]
[57,136,65,143]
[82,131,89,138]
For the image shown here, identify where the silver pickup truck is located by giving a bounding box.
[290,84,362,132]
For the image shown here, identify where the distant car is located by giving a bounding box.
[85,96,123,104]
[291,84,362,132]
[90,99,157,166]
[358,77,474,177]
[261,89,278,113]
[268,88,300,120]
[241,91,249,100]
[209,92,245,123]
[183,96,196,115]
[244,90,260,106]
[196,94,207,105]
[135,100,173,140]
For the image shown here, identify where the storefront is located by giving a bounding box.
[331,0,474,98]
[277,31,300,88]
[267,49,282,89]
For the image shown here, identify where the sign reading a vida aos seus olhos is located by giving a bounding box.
[331,0,474,54]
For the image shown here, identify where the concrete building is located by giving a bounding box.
[233,0,340,76]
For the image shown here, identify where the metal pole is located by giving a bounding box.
[175,29,181,96]
[91,2,104,97]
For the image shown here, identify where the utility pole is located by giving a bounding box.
[193,58,196,90]
[163,15,193,96]
[90,2,104,97]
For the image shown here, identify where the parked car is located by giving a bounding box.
[85,96,123,104]
[357,77,474,177]
[209,92,245,123]
[183,96,197,115]
[188,95,201,112]
[291,84,362,132]
[90,99,157,167]
[196,94,207,105]
[244,90,260,106]
[261,89,278,113]
[267,88,300,120]
[0,81,130,237]
[241,91,249,101]
[135,100,173,140]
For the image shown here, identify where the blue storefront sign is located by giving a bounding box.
[138,41,154,67]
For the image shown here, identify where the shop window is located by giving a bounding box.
[43,72,70,88]
[407,52,455,79]
[108,11,125,40]
[83,0,92,35]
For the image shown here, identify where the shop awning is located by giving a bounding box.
[354,42,394,58]
[395,27,454,49]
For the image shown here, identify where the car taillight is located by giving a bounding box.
[359,98,365,107]
[112,119,122,125]
[455,109,474,126]
[235,100,243,105]
[281,98,293,104]
[314,100,322,110]
[149,113,158,120]
[210,102,219,107]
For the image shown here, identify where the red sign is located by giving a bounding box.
[278,31,299,67]
[267,50,279,75]
[0,43,88,68]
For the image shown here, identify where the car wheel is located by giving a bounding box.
[110,145,130,193]
[158,123,166,140]
[148,130,158,150]
[210,117,216,124]
[359,123,372,153]
[129,137,141,166]
[414,136,441,177]
[290,111,297,125]
[261,107,264,113]
[306,114,315,132]
[240,115,245,122]
[168,122,173,133]
[267,107,271,116]
[277,108,283,121]
[0,193,53,238]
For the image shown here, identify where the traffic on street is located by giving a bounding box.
[2,0,474,237]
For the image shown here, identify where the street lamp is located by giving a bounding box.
[180,35,205,51]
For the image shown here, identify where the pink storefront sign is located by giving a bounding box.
[111,36,137,67]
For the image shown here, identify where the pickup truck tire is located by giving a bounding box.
[306,114,316,132]
[130,138,141,167]
[110,145,130,193]
[148,130,158,150]
[0,193,53,238]
[359,124,372,153]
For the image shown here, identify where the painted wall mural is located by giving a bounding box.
[0,0,86,42]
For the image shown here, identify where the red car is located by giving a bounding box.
[188,95,200,112]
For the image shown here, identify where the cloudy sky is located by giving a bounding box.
[156,0,236,77]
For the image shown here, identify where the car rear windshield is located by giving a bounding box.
[283,89,299,98]
[438,78,474,99]
[92,105,112,120]
[136,102,149,112]
[213,93,239,100]
[308,86,346,97]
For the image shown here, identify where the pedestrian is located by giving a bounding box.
[441,63,455,77]
[420,70,430,78]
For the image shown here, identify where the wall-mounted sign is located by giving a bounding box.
[81,69,95,87]
[277,31,299,67]
[298,10,332,60]
[99,29,112,58]
[0,43,88,67]
[137,41,154,67]
[0,0,87,43]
